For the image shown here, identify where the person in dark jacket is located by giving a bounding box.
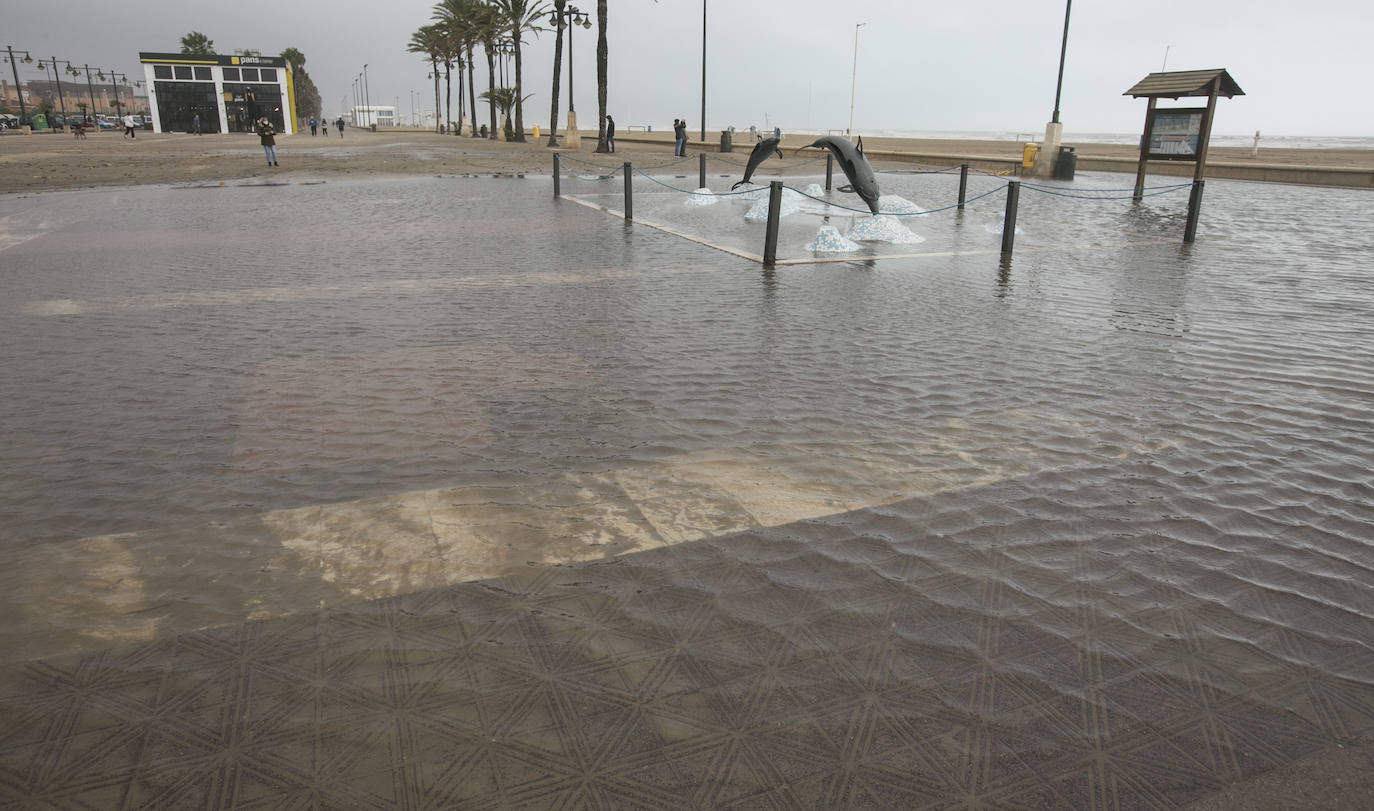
[606,114,616,153]
[673,118,687,156]
[336,116,345,137]
[257,117,278,166]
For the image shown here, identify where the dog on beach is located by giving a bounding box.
[72,124,87,140]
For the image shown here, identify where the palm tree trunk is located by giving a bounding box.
[595,0,608,152]
[431,56,441,134]
[547,0,565,147]
[467,43,479,138]
[512,25,525,142]
[444,61,452,134]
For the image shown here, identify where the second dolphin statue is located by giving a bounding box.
[802,136,881,214]
[731,136,784,190]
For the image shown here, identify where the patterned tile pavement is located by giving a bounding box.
[3,471,1372,810]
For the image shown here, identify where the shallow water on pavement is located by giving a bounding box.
[2,171,1374,808]
[0,172,1371,660]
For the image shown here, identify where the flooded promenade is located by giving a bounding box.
[1,158,1372,807]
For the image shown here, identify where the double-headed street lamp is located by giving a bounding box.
[4,47,34,123]
[549,6,591,114]
[37,57,75,121]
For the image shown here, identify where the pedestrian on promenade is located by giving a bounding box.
[122,113,136,139]
[257,117,278,166]
[193,113,202,135]
[606,114,616,153]
[308,116,318,136]
[322,118,329,136]
[674,118,687,156]
[336,116,345,138]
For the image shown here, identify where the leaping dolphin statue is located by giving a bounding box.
[801,135,881,214]
[731,136,784,190]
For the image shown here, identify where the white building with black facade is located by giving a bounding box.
[140,52,295,135]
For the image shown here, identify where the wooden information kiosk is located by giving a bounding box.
[1124,69,1244,241]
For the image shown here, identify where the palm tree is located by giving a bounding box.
[594,0,608,152]
[479,87,530,141]
[434,0,486,135]
[545,0,566,146]
[179,31,215,55]
[491,0,549,142]
[407,25,444,133]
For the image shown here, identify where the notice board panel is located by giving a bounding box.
[1146,107,1207,161]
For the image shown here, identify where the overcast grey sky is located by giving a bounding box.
[8,0,1372,136]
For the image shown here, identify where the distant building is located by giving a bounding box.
[351,106,396,127]
[140,52,296,135]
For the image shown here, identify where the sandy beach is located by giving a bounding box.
[3,126,1373,195]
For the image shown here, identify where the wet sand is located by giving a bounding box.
[3,127,1373,195]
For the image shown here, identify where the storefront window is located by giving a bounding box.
[153,81,221,133]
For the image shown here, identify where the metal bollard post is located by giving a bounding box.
[763,181,783,265]
[825,154,834,192]
[1183,180,1205,243]
[1001,181,1020,255]
[699,153,707,190]
[958,164,969,210]
[553,153,560,198]
[624,162,633,221]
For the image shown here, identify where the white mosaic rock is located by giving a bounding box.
[806,224,861,253]
[803,183,826,197]
[744,187,805,222]
[685,187,719,207]
[878,194,927,215]
[847,214,926,244]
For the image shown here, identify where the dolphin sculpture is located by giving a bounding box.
[801,135,881,214]
[731,136,784,190]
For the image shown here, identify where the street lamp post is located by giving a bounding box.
[847,23,865,136]
[81,65,101,124]
[1037,0,1072,177]
[549,6,592,146]
[4,47,33,124]
[362,63,371,129]
[39,57,73,123]
[1051,0,1071,125]
[700,0,707,141]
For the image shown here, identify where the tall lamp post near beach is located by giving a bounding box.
[363,63,371,129]
[1035,0,1072,177]
[700,0,706,142]
[549,5,592,147]
[4,47,33,125]
[847,23,865,136]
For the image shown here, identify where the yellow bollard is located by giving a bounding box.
[1021,142,1039,169]
[533,124,540,139]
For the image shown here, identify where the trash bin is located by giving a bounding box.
[370,123,377,133]
[719,130,732,153]
[1021,142,1039,169]
[1054,145,1076,181]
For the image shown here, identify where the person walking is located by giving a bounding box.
[308,115,318,136]
[257,117,278,166]
[674,118,687,157]
[122,113,136,139]
[606,114,616,153]
[193,113,202,135]
[336,116,345,138]
[322,118,329,136]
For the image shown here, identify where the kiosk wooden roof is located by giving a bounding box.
[1124,69,1244,100]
